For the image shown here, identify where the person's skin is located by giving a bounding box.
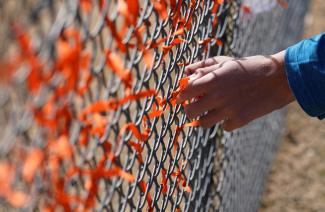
[177,51,295,131]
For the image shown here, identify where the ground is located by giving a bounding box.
[260,0,325,211]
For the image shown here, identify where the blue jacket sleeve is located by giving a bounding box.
[285,33,325,119]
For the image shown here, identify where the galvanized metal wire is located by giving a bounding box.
[0,0,309,211]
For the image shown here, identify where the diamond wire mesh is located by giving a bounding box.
[0,0,237,211]
[0,0,309,211]
[210,0,310,211]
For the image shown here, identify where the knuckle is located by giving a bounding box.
[185,68,194,75]
[203,58,215,66]
[213,56,224,62]
[195,68,205,76]
[214,56,233,63]
[205,73,219,86]
[185,65,194,72]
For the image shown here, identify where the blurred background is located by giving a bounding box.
[260,0,325,211]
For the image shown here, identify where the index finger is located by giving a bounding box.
[185,56,233,75]
[185,57,219,75]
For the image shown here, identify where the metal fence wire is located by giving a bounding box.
[0,0,309,211]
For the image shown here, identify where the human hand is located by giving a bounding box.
[177,51,295,131]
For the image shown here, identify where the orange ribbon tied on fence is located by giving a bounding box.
[0,162,29,208]
[162,38,187,57]
[22,149,44,183]
[80,89,156,120]
[0,0,216,209]
[173,120,200,153]
[118,0,139,26]
[139,180,153,212]
[161,168,168,194]
[171,166,192,193]
[105,49,133,89]
[120,123,150,142]
[12,25,45,94]
[127,140,144,163]
[152,0,168,20]
[66,156,135,209]
[276,0,289,9]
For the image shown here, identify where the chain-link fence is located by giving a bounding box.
[0,0,309,211]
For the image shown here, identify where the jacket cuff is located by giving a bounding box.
[284,34,325,119]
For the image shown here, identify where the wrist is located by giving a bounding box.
[270,50,295,105]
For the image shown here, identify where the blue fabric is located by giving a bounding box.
[285,33,325,119]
